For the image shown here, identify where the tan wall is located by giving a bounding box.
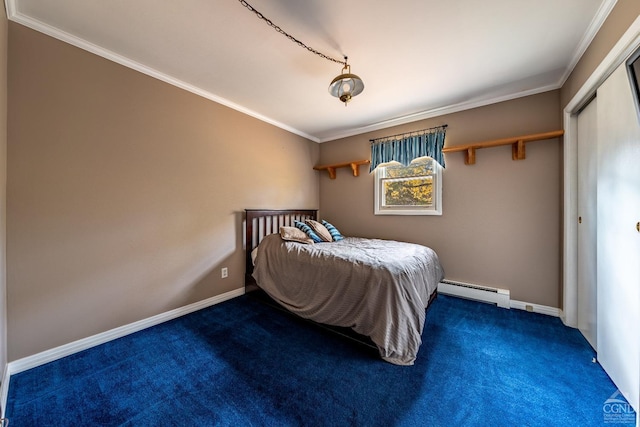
[319,91,562,307]
[561,0,640,107]
[1,6,8,372]
[6,23,319,361]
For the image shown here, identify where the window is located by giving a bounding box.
[374,156,442,215]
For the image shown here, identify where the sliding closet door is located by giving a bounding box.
[596,63,640,413]
[576,98,597,350]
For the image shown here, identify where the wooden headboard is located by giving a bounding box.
[245,209,318,289]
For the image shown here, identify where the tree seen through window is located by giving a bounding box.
[382,157,434,207]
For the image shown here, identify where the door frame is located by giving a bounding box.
[562,16,640,328]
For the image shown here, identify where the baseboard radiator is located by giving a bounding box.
[438,279,510,309]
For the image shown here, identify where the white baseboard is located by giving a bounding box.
[510,299,562,317]
[0,287,245,415]
[437,281,562,318]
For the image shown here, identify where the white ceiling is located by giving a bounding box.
[6,0,615,142]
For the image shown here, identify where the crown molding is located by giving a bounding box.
[5,0,320,143]
[317,0,617,143]
[317,83,560,143]
[5,0,617,144]
[558,0,619,87]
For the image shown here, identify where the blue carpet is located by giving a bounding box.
[5,294,635,426]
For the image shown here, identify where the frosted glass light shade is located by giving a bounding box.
[329,72,364,105]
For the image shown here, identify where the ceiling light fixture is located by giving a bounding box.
[239,0,364,106]
[328,56,364,106]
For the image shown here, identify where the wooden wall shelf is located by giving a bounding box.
[443,130,564,165]
[314,159,370,179]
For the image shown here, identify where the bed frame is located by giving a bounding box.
[245,209,317,290]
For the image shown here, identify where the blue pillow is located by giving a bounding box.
[322,220,344,241]
[294,220,323,243]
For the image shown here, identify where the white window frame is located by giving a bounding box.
[374,157,443,215]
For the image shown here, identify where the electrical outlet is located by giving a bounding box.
[525,305,533,312]
[221,267,228,278]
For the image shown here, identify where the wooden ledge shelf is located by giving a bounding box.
[443,130,564,165]
[313,159,370,179]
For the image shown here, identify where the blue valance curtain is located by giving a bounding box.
[369,125,447,172]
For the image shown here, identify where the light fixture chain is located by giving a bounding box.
[238,0,346,66]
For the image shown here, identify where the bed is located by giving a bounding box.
[245,209,444,366]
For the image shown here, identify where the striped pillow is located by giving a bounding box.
[294,220,323,243]
[322,220,344,241]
